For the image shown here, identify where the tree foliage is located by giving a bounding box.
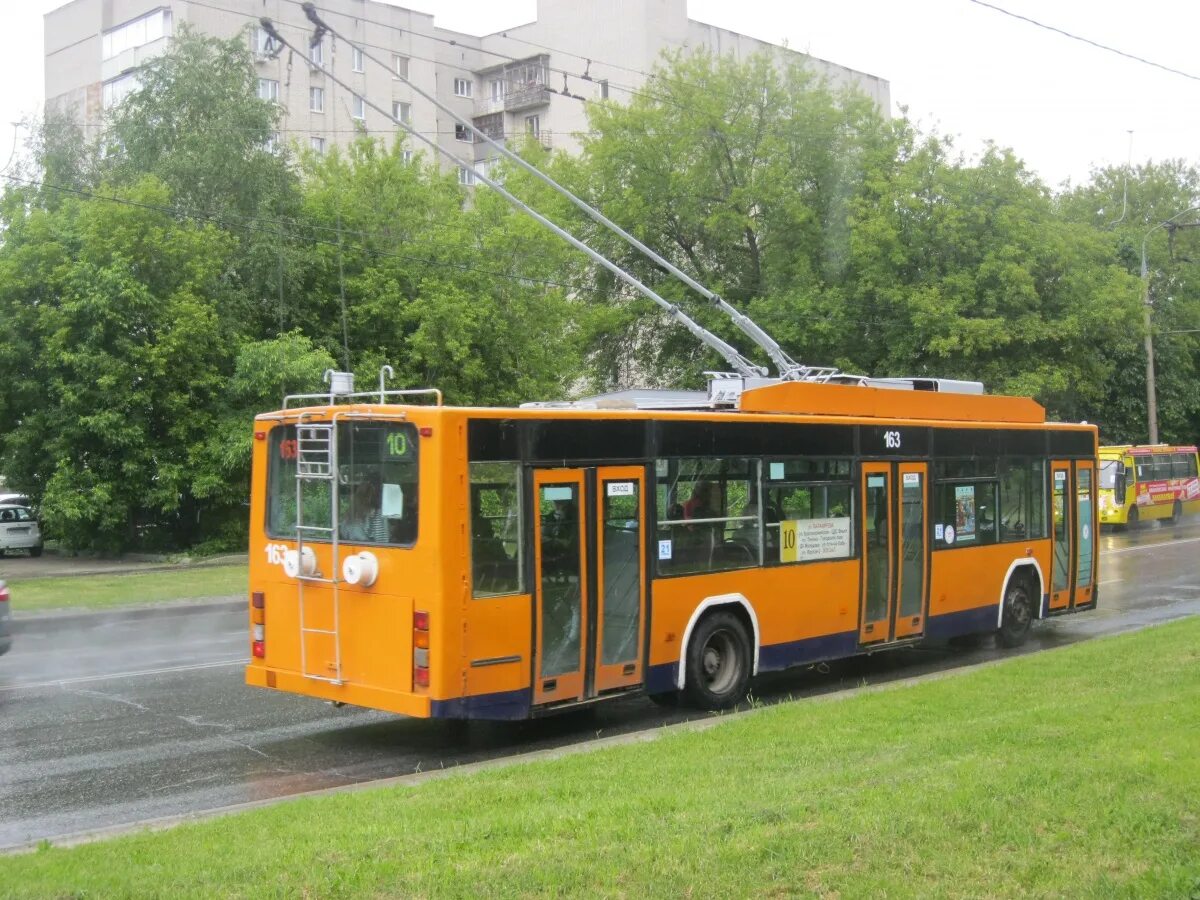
[1,35,1196,552]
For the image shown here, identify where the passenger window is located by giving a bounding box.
[655,458,758,576]
[1027,459,1047,539]
[999,459,1029,541]
[470,462,523,597]
[935,480,998,547]
[763,458,853,565]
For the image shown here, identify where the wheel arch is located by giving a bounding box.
[675,592,761,691]
[996,559,1044,628]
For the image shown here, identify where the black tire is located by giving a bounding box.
[1126,506,1139,530]
[1170,501,1183,525]
[683,611,752,710]
[997,577,1034,648]
[30,544,43,558]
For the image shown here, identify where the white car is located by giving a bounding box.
[0,504,42,557]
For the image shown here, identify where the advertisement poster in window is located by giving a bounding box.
[954,485,976,539]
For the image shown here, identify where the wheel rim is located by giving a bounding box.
[1006,587,1031,632]
[700,628,742,695]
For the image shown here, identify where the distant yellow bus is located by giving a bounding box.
[1098,445,1200,528]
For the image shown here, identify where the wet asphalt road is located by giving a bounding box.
[2,521,1198,850]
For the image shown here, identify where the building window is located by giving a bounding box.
[392,101,411,124]
[458,166,476,186]
[352,95,365,121]
[393,55,410,79]
[310,87,324,112]
[264,132,280,153]
[600,79,609,100]
[258,78,279,102]
[524,115,540,137]
[454,77,473,98]
[402,149,414,164]
[102,72,140,109]
[103,9,172,60]
[352,47,364,73]
[454,123,473,143]
[310,136,325,153]
[252,26,277,57]
[309,39,324,68]
[490,79,504,101]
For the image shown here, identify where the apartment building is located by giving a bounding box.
[45,0,891,181]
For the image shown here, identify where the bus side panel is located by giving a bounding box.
[926,541,1052,637]
[647,561,860,690]
[463,594,534,699]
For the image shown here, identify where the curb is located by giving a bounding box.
[11,597,244,634]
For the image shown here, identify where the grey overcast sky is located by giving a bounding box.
[6,0,1198,187]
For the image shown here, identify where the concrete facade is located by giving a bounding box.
[45,0,890,178]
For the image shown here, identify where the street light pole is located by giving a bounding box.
[1139,206,1200,444]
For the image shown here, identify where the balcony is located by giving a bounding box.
[474,55,552,116]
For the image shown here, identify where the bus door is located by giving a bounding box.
[531,467,647,706]
[1049,462,1073,611]
[1073,461,1096,608]
[860,461,929,646]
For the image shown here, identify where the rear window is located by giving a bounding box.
[267,422,419,546]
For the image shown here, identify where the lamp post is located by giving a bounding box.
[1140,207,1200,444]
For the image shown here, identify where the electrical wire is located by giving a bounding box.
[967,0,1200,83]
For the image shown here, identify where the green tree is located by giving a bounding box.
[295,138,583,405]
[1059,161,1200,444]
[572,49,894,386]
[0,178,237,551]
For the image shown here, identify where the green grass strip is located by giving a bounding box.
[8,565,247,613]
[3,617,1199,897]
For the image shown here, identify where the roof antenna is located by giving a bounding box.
[289,5,815,382]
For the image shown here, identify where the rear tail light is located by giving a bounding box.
[0,586,9,603]
[413,610,430,689]
[251,592,265,658]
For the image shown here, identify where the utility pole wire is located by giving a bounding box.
[967,0,1200,83]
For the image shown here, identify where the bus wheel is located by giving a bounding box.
[1170,501,1183,525]
[684,611,751,710]
[1126,507,1139,530]
[997,578,1034,649]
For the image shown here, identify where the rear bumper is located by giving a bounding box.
[245,664,431,718]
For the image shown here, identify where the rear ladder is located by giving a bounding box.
[294,422,344,684]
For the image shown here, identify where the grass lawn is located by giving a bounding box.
[9,565,247,613]
[3,617,1198,897]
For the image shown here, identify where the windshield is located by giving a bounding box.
[1098,460,1118,491]
[267,421,419,546]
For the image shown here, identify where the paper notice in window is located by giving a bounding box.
[382,483,404,517]
[779,517,852,563]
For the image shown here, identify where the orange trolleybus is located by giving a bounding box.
[244,370,1099,718]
